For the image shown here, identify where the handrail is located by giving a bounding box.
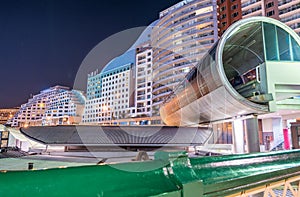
[1,150,300,196]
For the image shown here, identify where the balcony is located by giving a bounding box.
[278,0,297,8]
[154,63,191,79]
[280,14,300,23]
[158,1,213,26]
[152,91,173,101]
[156,18,214,47]
[279,4,300,17]
[242,4,262,16]
[241,0,261,8]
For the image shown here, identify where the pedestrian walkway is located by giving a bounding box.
[0,155,94,171]
[0,151,156,170]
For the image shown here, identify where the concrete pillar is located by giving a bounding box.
[232,119,245,153]
[283,128,290,150]
[282,119,288,129]
[245,115,260,153]
[272,118,283,149]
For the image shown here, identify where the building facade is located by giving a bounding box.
[278,0,300,35]
[82,50,136,125]
[135,41,153,119]
[218,0,242,36]
[217,0,300,36]
[151,0,218,116]
[11,86,85,127]
[43,89,85,126]
[82,21,162,126]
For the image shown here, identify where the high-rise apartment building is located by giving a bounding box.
[82,21,162,126]
[82,50,136,125]
[218,0,242,36]
[135,41,153,118]
[151,0,218,116]
[278,0,300,35]
[11,86,85,127]
[217,0,300,36]
[43,88,85,126]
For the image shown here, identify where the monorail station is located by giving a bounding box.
[3,17,300,197]
[18,17,300,155]
[160,16,300,153]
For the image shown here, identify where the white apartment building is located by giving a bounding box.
[151,0,218,116]
[82,21,163,126]
[135,42,153,119]
[11,86,85,127]
[12,94,47,127]
[241,0,300,35]
[82,50,136,125]
[43,89,85,125]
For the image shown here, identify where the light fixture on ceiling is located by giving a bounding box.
[225,57,232,64]
[245,40,256,48]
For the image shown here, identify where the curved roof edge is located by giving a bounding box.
[101,20,158,74]
[101,49,135,73]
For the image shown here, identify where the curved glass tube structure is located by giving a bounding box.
[160,17,300,126]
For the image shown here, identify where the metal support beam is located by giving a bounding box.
[226,175,300,197]
[233,119,245,153]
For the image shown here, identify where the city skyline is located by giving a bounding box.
[0,0,182,108]
[5,0,300,126]
[2,0,300,162]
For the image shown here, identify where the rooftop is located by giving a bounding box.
[101,49,135,74]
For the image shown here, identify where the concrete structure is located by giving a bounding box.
[20,125,211,152]
[151,0,218,117]
[7,126,45,152]
[0,108,19,125]
[0,124,9,151]
[11,86,85,127]
[0,125,44,152]
[218,0,300,36]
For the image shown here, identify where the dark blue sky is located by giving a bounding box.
[0,0,181,108]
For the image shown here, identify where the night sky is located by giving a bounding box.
[0,0,181,108]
